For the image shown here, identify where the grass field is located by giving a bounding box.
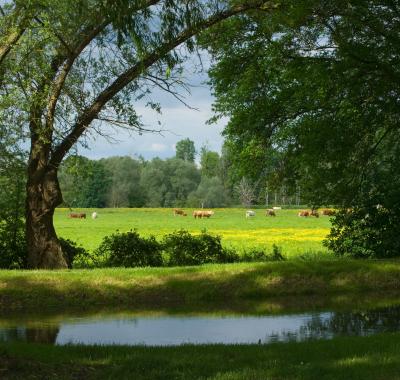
[2,261,400,312]
[54,208,332,257]
[2,333,400,379]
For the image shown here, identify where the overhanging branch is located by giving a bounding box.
[50,0,278,168]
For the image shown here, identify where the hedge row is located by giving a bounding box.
[66,230,285,268]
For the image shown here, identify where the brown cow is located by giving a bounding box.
[173,209,186,216]
[310,210,319,218]
[298,210,310,217]
[265,209,276,217]
[69,213,86,219]
[321,209,335,216]
[193,210,214,219]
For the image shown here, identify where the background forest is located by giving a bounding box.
[58,138,302,209]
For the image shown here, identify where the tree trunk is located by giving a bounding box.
[26,167,67,269]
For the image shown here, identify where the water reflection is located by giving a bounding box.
[1,306,400,346]
[302,306,400,337]
[0,327,59,344]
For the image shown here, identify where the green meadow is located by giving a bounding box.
[54,208,332,257]
[2,261,400,312]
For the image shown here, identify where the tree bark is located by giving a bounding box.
[26,166,67,269]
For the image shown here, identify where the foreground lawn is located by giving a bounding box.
[2,261,400,312]
[2,333,400,379]
[54,207,331,256]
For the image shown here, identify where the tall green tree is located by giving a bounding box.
[101,156,145,207]
[140,157,200,206]
[204,0,400,255]
[0,0,278,268]
[175,138,196,163]
[58,156,110,208]
[199,145,220,178]
[187,176,229,208]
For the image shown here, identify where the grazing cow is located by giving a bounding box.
[193,210,214,219]
[272,206,282,210]
[69,212,86,219]
[204,211,214,218]
[310,210,319,218]
[298,210,310,217]
[321,209,335,216]
[91,212,98,219]
[246,210,256,218]
[265,209,276,217]
[173,209,186,216]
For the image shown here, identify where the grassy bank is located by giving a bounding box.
[2,333,400,379]
[1,261,400,312]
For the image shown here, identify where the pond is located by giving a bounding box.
[1,305,400,346]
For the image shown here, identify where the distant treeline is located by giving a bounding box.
[59,145,230,208]
[59,139,303,209]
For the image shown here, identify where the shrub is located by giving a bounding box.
[95,230,163,267]
[0,152,26,269]
[240,244,285,262]
[59,238,88,269]
[0,224,26,269]
[163,229,238,266]
[324,206,400,259]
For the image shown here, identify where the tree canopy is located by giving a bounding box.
[204,0,400,256]
[175,138,196,162]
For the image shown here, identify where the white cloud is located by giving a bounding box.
[150,143,168,152]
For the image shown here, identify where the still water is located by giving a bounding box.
[1,306,400,346]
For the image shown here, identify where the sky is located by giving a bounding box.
[80,58,227,161]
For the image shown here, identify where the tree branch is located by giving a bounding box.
[50,0,277,168]
[143,73,199,110]
[45,0,162,140]
[0,22,28,67]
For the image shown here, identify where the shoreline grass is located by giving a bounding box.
[2,260,400,313]
[2,333,400,379]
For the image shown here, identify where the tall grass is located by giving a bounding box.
[3,333,400,379]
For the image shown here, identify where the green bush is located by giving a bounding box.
[163,229,238,266]
[0,224,26,269]
[59,238,88,269]
[324,206,400,258]
[0,152,26,269]
[95,230,163,267]
[240,244,285,262]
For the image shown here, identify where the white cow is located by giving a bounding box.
[246,210,256,218]
[91,211,98,219]
[272,206,282,210]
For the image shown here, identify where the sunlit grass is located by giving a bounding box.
[54,208,331,257]
[2,261,400,312]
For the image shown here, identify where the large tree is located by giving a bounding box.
[199,145,220,178]
[140,157,200,206]
[204,0,400,255]
[0,0,278,268]
[175,138,196,162]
